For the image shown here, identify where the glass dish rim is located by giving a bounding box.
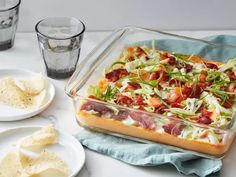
[65,26,236,131]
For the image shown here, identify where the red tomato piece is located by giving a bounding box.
[185,64,193,72]
[133,95,145,106]
[226,70,236,81]
[117,94,133,105]
[127,82,141,90]
[105,68,129,82]
[204,62,218,70]
[197,115,212,124]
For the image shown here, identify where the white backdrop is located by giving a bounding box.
[18,0,236,32]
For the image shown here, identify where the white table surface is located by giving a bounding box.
[1,30,236,177]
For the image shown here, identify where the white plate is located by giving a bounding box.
[0,126,85,177]
[0,68,55,121]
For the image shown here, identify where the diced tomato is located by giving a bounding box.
[160,56,176,65]
[154,105,167,114]
[133,95,145,105]
[197,115,212,124]
[222,100,233,108]
[149,72,159,80]
[170,103,183,108]
[185,64,193,72]
[149,70,169,82]
[226,70,236,81]
[158,70,169,82]
[105,68,129,82]
[147,97,162,107]
[117,94,133,105]
[127,82,141,90]
[204,62,218,70]
[191,84,204,98]
[182,86,192,97]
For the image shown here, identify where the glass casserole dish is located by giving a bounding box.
[65,26,236,158]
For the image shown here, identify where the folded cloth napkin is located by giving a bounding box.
[75,35,236,177]
[75,129,221,177]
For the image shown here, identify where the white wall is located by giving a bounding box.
[18,0,236,32]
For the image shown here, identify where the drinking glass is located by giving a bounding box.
[0,0,21,50]
[35,17,85,79]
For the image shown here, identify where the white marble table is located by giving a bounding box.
[1,31,236,177]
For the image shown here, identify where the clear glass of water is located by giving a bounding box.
[0,0,21,50]
[35,17,85,79]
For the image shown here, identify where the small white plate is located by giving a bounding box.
[0,126,85,177]
[0,68,55,121]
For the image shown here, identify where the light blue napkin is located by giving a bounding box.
[75,129,221,177]
[75,35,236,177]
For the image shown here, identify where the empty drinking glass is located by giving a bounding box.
[0,0,21,50]
[35,17,85,79]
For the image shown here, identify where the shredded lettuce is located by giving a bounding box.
[208,131,220,144]
[88,85,103,99]
[181,125,201,139]
[144,106,155,113]
[134,83,155,95]
[219,58,236,72]
[168,108,195,116]
[125,59,144,72]
[154,88,168,99]
[201,91,231,115]
[125,57,160,72]
[184,98,203,114]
